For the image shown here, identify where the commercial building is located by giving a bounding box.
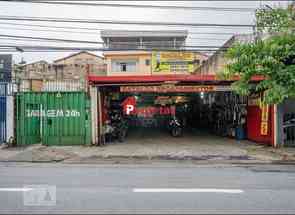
[89,30,273,147]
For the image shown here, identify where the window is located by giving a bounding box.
[120,63,127,72]
[145,59,150,66]
[112,60,137,72]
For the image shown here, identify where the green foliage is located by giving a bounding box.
[223,6,295,104]
[256,6,294,34]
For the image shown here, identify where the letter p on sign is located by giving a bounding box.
[126,105,134,115]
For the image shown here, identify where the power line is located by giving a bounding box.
[0,0,276,2]
[0,21,249,36]
[0,21,104,31]
[0,16,255,28]
[0,44,227,49]
[0,47,225,53]
[0,33,230,46]
[0,33,104,44]
[0,26,232,40]
[2,0,256,12]
[0,25,100,35]
[0,36,229,44]
[0,44,228,50]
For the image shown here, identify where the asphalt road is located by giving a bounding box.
[0,163,295,214]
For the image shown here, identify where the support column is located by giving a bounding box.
[90,85,98,145]
[6,95,14,143]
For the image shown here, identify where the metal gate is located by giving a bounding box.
[284,113,295,147]
[16,92,91,146]
[278,99,295,147]
[0,82,15,144]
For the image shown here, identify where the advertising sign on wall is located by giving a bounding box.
[152,51,195,73]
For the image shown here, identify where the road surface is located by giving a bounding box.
[0,163,295,214]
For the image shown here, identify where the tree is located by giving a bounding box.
[223,4,295,104]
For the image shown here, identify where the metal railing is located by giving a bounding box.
[283,114,295,147]
[0,82,18,96]
[106,41,185,49]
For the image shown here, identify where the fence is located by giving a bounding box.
[19,80,87,92]
[0,82,16,144]
[283,113,295,147]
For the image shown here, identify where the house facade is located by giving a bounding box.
[53,51,106,79]
[195,34,255,75]
[101,30,208,77]
[88,30,273,147]
[19,51,106,81]
[17,51,106,91]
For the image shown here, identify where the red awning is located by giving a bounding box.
[88,74,265,85]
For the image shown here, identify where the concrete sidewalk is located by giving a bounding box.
[1,129,294,164]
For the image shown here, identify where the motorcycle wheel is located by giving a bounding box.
[118,130,127,142]
[171,127,182,137]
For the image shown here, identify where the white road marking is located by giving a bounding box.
[0,188,34,192]
[133,188,244,194]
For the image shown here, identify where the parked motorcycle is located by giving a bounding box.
[108,110,129,142]
[168,116,183,137]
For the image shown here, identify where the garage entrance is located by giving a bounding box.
[96,84,248,146]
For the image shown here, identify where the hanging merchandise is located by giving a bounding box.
[208,92,247,138]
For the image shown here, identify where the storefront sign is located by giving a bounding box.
[26,109,81,118]
[121,96,176,117]
[131,106,176,118]
[152,51,195,73]
[120,85,232,93]
[121,96,137,115]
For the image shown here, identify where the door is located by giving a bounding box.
[16,93,42,146]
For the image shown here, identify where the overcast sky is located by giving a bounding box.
[0,1,291,64]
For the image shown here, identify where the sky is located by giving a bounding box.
[0,0,292,64]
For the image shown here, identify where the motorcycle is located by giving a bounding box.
[107,110,129,143]
[168,116,183,137]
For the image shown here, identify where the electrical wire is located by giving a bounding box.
[0,21,251,36]
[1,0,257,12]
[0,34,104,44]
[0,36,229,44]
[0,44,228,49]
[0,26,233,41]
[0,25,100,35]
[0,15,255,28]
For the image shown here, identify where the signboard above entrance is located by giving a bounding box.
[120,85,232,93]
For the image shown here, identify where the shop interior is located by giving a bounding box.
[100,88,248,145]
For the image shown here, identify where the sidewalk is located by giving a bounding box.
[1,131,295,164]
